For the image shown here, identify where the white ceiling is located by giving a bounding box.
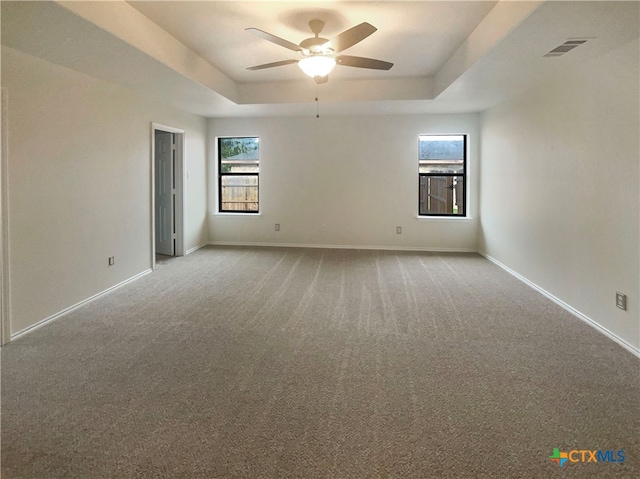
[1,1,639,118]
[127,1,498,83]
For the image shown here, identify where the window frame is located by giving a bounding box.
[217,136,260,214]
[418,134,467,218]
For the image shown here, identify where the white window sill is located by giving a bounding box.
[416,216,473,222]
[214,212,261,217]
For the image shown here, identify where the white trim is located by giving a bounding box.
[151,123,186,270]
[10,269,152,341]
[481,252,640,359]
[174,132,186,257]
[208,241,476,253]
[1,87,10,345]
[186,243,207,255]
[416,216,473,222]
[213,212,261,216]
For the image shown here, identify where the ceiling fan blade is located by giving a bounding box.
[245,28,302,52]
[325,22,377,53]
[247,59,298,70]
[336,55,393,70]
[314,75,329,84]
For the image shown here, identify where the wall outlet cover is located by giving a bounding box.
[616,292,627,311]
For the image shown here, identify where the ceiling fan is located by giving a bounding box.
[246,19,393,84]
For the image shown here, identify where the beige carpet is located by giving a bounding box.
[1,246,638,478]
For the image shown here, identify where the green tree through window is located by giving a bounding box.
[218,137,260,212]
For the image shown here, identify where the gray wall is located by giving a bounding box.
[208,114,479,251]
[3,47,208,335]
[3,35,638,354]
[479,39,640,350]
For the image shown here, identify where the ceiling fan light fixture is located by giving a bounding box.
[298,56,336,78]
[246,21,393,82]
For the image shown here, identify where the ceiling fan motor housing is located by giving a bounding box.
[301,19,331,55]
[300,37,332,55]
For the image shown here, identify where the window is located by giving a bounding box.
[419,135,466,216]
[218,137,259,213]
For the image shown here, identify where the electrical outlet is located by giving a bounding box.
[275,223,280,231]
[616,292,627,311]
[108,256,115,266]
[396,226,402,234]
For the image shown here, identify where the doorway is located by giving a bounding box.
[151,123,185,270]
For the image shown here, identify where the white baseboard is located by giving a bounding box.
[186,243,207,255]
[9,269,153,342]
[208,241,476,253]
[480,252,640,359]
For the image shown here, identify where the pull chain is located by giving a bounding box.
[315,84,320,118]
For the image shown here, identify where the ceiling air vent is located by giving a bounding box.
[544,39,588,58]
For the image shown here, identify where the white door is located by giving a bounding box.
[155,131,174,256]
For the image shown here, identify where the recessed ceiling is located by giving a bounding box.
[1,1,638,118]
[127,1,497,83]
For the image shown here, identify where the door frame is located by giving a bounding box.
[1,88,10,345]
[150,123,185,270]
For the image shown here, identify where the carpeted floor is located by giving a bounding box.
[1,246,638,478]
